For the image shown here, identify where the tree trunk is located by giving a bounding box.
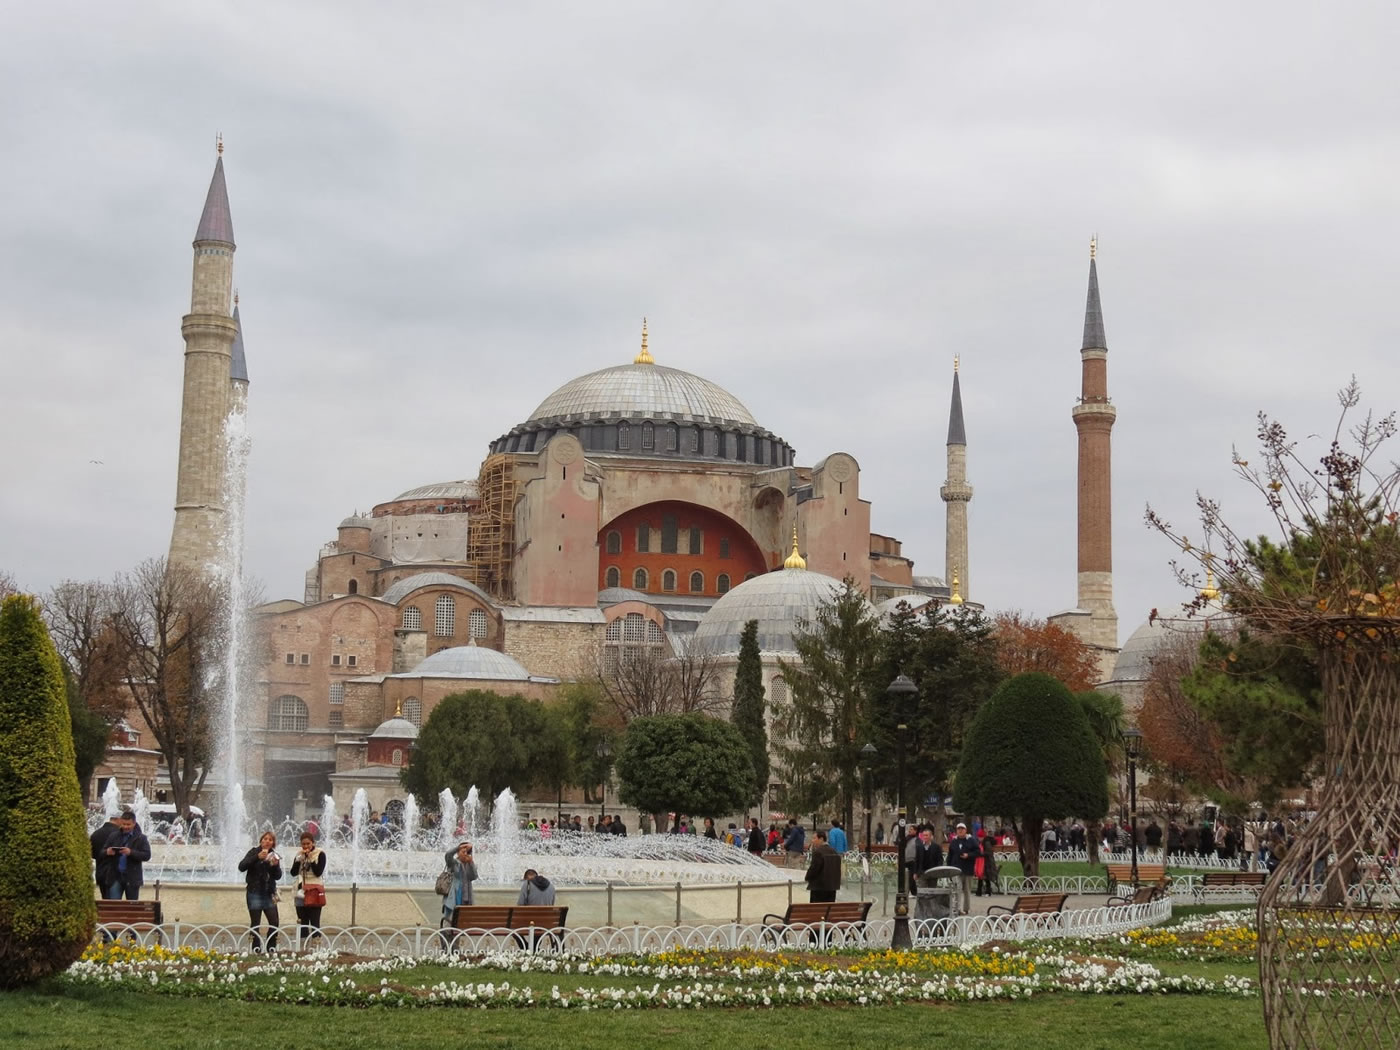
[1020,815,1043,880]
[1086,819,1102,865]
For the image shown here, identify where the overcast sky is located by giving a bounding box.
[3,2,1397,646]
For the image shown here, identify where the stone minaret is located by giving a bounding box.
[1071,238,1118,672]
[170,146,238,570]
[940,358,972,600]
[230,299,249,413]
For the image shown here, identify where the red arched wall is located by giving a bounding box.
[598,501,766,598]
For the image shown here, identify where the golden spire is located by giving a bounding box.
[394,698,403,718]
[1199,566,1221,602]
[783,524,806,570]
[949,568,965,605]
[953,354,960,373]
[1089,234,1097,260]
[634,317,654,364]
[216,132,223,156]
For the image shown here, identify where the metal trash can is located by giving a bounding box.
[914,866,963,921]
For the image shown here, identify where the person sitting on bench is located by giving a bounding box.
[516,869,556,906]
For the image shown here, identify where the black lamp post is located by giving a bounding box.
[860,743,877,855]
[596,738,613,824]
[1122,727,1143,888]
[809,762,819,834]
[887,673,917,949]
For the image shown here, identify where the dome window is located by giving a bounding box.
[469,608,488,639]
[689,571,704,593]
[618,422,630,450]
[641,422,654,450]
[605,566,621,588]
[402,606,422,631]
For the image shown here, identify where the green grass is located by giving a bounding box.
[0,981,1269,1050]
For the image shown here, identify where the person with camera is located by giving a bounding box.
[238,830,283,952]
[289,831,328,949]
[440,841,478,927]
[95,809,151,901]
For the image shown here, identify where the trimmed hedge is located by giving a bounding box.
[0,594,95,986]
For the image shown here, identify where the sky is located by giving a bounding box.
[2,2,1397,647]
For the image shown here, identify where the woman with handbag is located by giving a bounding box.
[290,832,328,949]
[440,841,478,927]
[238,831,283,952]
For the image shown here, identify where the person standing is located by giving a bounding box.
[910,825,944,893]
[946,822,981,913]
[827,820,848,854]
[99,810,151,901]
[746,817,766,855]
[239,831,283,952]
[90,813,120,893]
[611,814,627,836]
[804,830,842,903]
[440,841,478,927]
[783,819,805,855]
[975,833,999,896]
[290,832,328,949]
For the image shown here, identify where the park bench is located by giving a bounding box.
[95,899,163,942]
[762,901,871,945]
[449,905,569,950]
[1107,885,1161,908]
[1105,863,1170,891]
[1196,870,1267,899]
[986,892,1069,917]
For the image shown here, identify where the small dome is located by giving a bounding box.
[339,515,372,529]
[370,716,419,740]
[877,594,935,618]
[1110,604,1222,682]
[393,645,530,681]
[380,572,494,607]
[392,480,478,502]
[692,568,859,657]
[526,363,757,427]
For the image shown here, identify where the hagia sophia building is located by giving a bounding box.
[159,151,1138,820]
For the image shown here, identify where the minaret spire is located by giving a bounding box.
[230,299,249,385]
[634,317,654,364]
[1068,237,1118,680]
[940,358,972,600]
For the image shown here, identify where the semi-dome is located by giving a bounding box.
[369,716,418,740]
[392,480,478,502]
[380,572,493,607]
[527,362,757,427]
[393,645,530,681]
[691,567,857,657]
[339,515,372,529]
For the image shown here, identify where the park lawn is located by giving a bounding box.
[0,980,1269,1050]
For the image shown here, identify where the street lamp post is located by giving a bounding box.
[887,674,918,949]
[860,743,877,855]
[596,739,613,824]
[1122,727,1143,888]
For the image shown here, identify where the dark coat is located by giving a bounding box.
[90,820,120,887]
[238,846,283,897]
[97,824,152,891]
[747,826,766,854]
[946,834,981,875]
[805,843,842,893]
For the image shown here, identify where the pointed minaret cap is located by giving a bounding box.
[195,152,235,246]
[634,317,654,364]
[783,524,806,570]
[947,358,966,446]
[1081,236,1106,351]
[949,568,965,605]
[230,300,249,382]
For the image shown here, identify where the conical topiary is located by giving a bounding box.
[0,594,96,985]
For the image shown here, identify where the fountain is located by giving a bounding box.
[437,789,457,851]
[401,794,419,852]
[101,779,121,820]
[132,788,150,838]
[465,785,480,842]
[319,794,336,843]
[350,788,369,884]
[490,788,519,884]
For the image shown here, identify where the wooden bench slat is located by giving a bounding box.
[451,905,568,931]
[763,901,872,927]
[987,892,1069,916]
[96,900,162,924]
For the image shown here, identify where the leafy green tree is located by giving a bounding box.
[64,663,110,799]
[867,600,1003,829]
[616,714,753,820]
[774,578,883,829]
[730,620,768,809]
[559,683,618,805]
[954,672,1108,876]
[401,690,556,802]
[0,594,95,986]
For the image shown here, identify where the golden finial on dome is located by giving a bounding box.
[949,568,965,605]
[216,132,223,156]
[1199,566,1221,603]
[1089,234,1097,260]
[634,317,654,364]
[394,698,403,718]
[783,524,806,570]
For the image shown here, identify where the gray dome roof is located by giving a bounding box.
[1110,605,1215,682]
[527,363,757,427]
[339,515,372,529]
[392,480,478,502]
[380,573,493,607]
[877,594,935,618]
[393,645,530,681]
[369,716,419,740]
[691,568,857,657]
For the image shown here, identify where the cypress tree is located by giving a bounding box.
[730,619,768,809]
[0,594,95,986]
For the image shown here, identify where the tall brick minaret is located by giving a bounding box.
[940,358,972,600]
[1070,238,1118,676]
[170,144,238,570]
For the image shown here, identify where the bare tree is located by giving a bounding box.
[43,580,130,724]
[0,570,19,599]
[593,633,727,722]
[107,558,223,816]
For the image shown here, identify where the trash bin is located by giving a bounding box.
[914,866,963,921]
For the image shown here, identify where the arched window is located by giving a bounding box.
[618,422,630,449]
[605,566,621,588]
[661,514,678,553]
[329,683,345,705]
[662,569,676,592]
[641,421,654,449]
[646,620,663,643]
[435,595,455,636]
[665,424,678,451]
[633,567,648,590]
[606,530,622,554]
[392,748,403,766]
[689,571,704,593]
[604,612,666,678]
[623,613,645,642]
[637,524,650,552]
[689,526,702,554]
[270,695,308,732]
[403,696,422,727]
[717,574,731,594]
[402,606,422,631]
[606,619,622,642]
[348,578,358,594]
[469,608,488,639]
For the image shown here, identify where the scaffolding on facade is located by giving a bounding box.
[466,453,519,601]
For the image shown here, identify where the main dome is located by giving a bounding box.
[526,362,757,427]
